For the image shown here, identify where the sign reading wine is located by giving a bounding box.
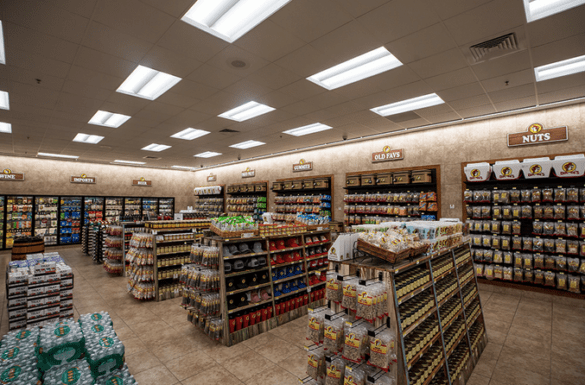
[133,177,152,186]
[0,169,24,181]
[372,146,404,163]
[293,159,313,172]
[508,123,568,147]
[70,174,96,184]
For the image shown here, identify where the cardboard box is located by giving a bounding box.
[464,162,492,182]
[27,295,60,309]
[493,160,522,180]
[28,273,60,286]
[7,296,27,309]
[303,180,315,190]
[393,171,411,184]
[412,170,433,183]
[521,157,552,179]
[361,174,375,186]
[28,283,59,298]
[346,175,360,187]
[7,285,27,298]
[552,154,585,178]
[376,173,392,185]
[8,308,27,320]
[9,319,26,330]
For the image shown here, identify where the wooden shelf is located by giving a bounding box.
[407,331,442,370]
[226,282,272,295]
[224,251,268,260]
[227,298,273,314]
[446,329,467,358]
[398,281,433,305]
[402,306,437,337]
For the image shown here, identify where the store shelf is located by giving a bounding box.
[156,239,195,245]
[224,251,268,260]
[460,273,474,288]
[423,359,445,385]
[398,281,434,305]
[457,257,472,269]
[403,306,437,337]
[227,282,272,295]
[276,287,307,299]
[466,309,481,327]
[437,288,459,308]
[407,331,442,370]
[157,263,185,268]
[228,298,273,314]
[306,253,328,261]
[308,281,326,289]
[305,240,331,247]
[270,246,304,254]
[442,308,463,331]
[464,292,479,309]
[446,330,467,358]
[272,260,304,268]
[225,267,268,278]
[307,266,329,274]
[157,251,191,256]
[273,274,305,284]
[433,267,455,282]
[344,182,436,191]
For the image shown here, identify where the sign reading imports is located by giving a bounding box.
[207,174,217,182]
[242,167,255,178]
[372,146,404,163]
[0,169,24,181]
[508,123,568,147]
[132,177,152,187]
[293,159,313,172]
[70,174,95,184]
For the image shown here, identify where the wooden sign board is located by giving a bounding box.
[70,174,95,184]
[293,159,313,172]
[0,169,24,181]
[242,168,255,178]
[508,123,568,147]
[207,175,217,182]
[372,147,404,163]
[133,178,152,186]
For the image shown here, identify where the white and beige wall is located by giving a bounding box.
[1,102,583,218]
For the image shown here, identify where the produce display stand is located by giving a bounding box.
[329,242,487,385]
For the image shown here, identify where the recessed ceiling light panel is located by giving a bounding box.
[307,47,403,90]
[0,122,11,133]
[116,65,181,100]
[88,110,131,128]
[73,133,104,144]
[142,143,171,152]
[218,101,275,122]
[371,93,445,117]
[113,160,146,165]
[171,128,210,140]
[534,54,585,82]
[523,0,585,22]
[229,140,265,149]
[283,123,333,137]
[38,152,79,159]
[171,165,195,170]
[0,90,9,110]
[181,0,292,43]
[194,151,222,158]
[0,21,5,65]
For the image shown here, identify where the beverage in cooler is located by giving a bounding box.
[35,196,58,246]
[84,197,104,224]
[5,195,33,248]
[124,198,141,216]
[159,198,174,218]
[106,197,123,222]
[60,196,82,244]
[0,196,4,249]
[142,198,157,217]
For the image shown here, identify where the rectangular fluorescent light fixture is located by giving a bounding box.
[73,133,104,144]
[88,110,131,128]
[142,143,171,152]
[38,152,79,159]
[171,128,210,140]
[371,93,445,117]
[534,54,585,82]
[0,122,11,133]
[229,140,265,149]
[116,65,181,100]
[113,160,146,165]
[181,0,292,43]
[218,101,275,122]
[0,21,5,65]
[194,151,222,158]
[307,47,403,90]
[283,123,333,137]
[0,90,9,110]
[171,165,195,171]
[523,0,585,22]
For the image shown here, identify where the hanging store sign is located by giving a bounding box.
[372,146,404,163]
[293,159,313,172]
[207,174,217,182]
[70,174,95,184]
[133,177,152,187]
[242,167,255,178]
[508,123,568,147]
[0,168,24,181]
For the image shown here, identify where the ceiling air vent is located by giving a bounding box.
[219,128,240,133]
[465,29,526,64]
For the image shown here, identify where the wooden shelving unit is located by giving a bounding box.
[271,175,333,223]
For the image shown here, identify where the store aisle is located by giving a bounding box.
[0,248,584,385]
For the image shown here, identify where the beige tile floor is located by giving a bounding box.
[1,247,584,385]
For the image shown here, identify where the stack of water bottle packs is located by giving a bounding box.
[0,312,137,384]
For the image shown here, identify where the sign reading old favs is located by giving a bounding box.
[372,146,404,163]
[242,167,255,178]
[293,159,313,172]
[0,169,24,181]
[508,123,568,147]
[70,174,96,184]
[133,177,152,186]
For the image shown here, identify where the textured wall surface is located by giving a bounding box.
[0,156,197,211]
[0,103,582,220]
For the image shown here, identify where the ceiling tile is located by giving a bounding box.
[470,51,531,80]
[336,0,390,18]
[67,66,123,90]
[526,4,585,47]
[332,77,386,99]
[207,45,270,78]
[424,111,462,124]
[385,81,435,104]
[8,48,72,79]
[103,92,151,114]
[278,80,326,100]
[436,82,487,101]
[156,22,228,63]
[488,83,535,103]
[74,46,136,78]
[538,85,585,105]
[536,72,585,95]
[275,44,331,77]
[531,33,585,68]
[425,67,477,91]
[8,67,65,91]
[448,94,492,110]
[303,92,349,110]
[428,0,493,20]
[171,79,219,101]
[442,0,526,46]
[62,80,112,101]
[385,22,457,64]
[398,117,431,129]
[357,0,440,43]
[374,66,422,91]
[234,20,306,62]
[254,91,299,109]
[186,63,242,90]
[280,100,322,116]
[4,22,79,64]
[162,109,212,129]
[415,103,456,117]
[222,79,274,101]
[53,0,98,18]
[138,0,193,18]
[493,96,536,112]
[408,48,468,78]
[480,69,534,93]
[309,21,382,64]
[246,64,301,91]
[140,45,202,78]
[154,91,199,109]
[81,21,153,62]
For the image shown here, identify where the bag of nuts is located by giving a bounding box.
[367,329,396,371]
[325,356,345,385]
[307,307,331,344]
[343,322,367,363]
[323,315,347,353]
[341,277,359,312]
[326,272,343,304]
[356,283,375,322]
[306,346,325,380]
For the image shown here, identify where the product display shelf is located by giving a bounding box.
[271,176,333,223]
[59,196,82,245]
[226,182,268,221]
[5,195,34,249]
[121,222,146,277]
[34,197,59,246]
[343,166,441,227]
[0,196,4,249]
[106,197,123,223]
[213,230,331,346]
[124,198,141,217]
[81,225,89,254]
[462,157,585,297]
[159,198,175,217]
[142,198,158,218]
[88,224,106,264]
[83,197,104,225]
[104,225,124,275]
[329,243,487,385]
[193,185,225,218]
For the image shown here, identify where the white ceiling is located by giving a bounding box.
[0,0,584,168]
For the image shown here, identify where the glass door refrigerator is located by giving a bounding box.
[105,197,123,222]
[84,197,104,224]
[124,197,141,217]
[35,197,59,246]
[5,196,33,248]
[142,198,158,219]
[158,198,174,218]
[59,197,82,244]
[0,196,4,249]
